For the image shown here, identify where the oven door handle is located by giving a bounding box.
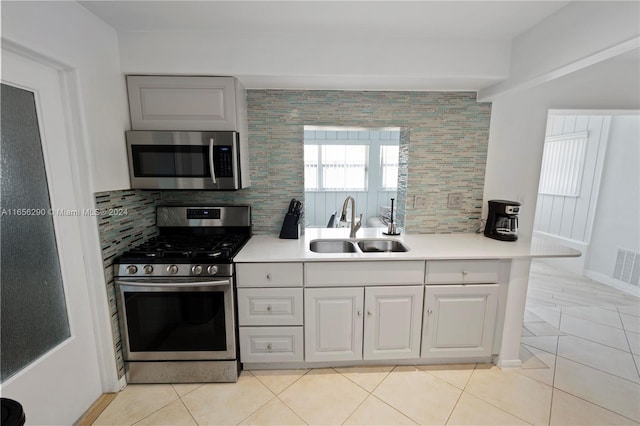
[115,278,231,288]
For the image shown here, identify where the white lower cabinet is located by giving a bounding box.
[364,286,425,360]
[421,284,499,358]
[304,286,424,362]
[304,287,364,362]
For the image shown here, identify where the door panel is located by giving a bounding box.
[364,286,424,360]
[304,287,363,362]
[1,49,103,425]
[1,83,71,380]
[422,284,499,358]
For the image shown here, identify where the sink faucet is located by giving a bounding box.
[340,196,362,238]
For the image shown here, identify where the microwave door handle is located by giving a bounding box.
[209,139,217,184]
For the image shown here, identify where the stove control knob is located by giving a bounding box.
[191,265,203,275]
[143,265,154,275]
[207,265,219,275]
[167,265,179,275]
[126,265,138,275]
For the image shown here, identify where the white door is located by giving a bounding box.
[422,284,499,358]
[304,287,364,362]
[1,49,103,424]
[363,286,424,360]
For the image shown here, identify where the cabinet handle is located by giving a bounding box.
[357,310,362,317]
[266,273,272,280]
[427,309,433,315]
[461,270,468,276]
[266,305,272,312]
[367,310,372,316]
[267,343,272,351]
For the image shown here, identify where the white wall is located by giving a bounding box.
[535,115,609,243]
[586,115,640,287]
[2,1,130,192]
[117,31,510,91]
[480,1,640,99]
[484,56,640,242]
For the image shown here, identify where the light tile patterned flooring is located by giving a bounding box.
[94,260,640,425]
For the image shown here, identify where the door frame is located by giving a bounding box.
[1,41,120,392]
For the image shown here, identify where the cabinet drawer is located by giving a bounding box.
[237,288,303,326]
[236,263,303,287]
[426,260,499,284]
[305,261,425,287]
[239,327,303,363]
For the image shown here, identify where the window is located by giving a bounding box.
[380,145,399,190]
[304,127,399,192]
[538,131,588,196]
[305,144,368,191]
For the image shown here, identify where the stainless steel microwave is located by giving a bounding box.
[126,131,249,190]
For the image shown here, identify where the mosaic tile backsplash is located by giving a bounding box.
[95,189,161,378]
[96,90,491,378]
[164,90,491,234]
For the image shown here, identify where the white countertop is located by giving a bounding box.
[234,228,581,263]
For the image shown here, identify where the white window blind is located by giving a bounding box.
[380,145,399,190]
[539,131,588,197]
[304,144,368,191]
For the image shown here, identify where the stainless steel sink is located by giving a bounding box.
[309,239,359,253]
[357,239,409,253]
[310,238,409,253]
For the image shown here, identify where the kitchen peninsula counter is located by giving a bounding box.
[234,228,581,263]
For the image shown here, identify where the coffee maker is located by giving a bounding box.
[484,200,520,241]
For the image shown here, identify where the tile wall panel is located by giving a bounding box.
[165,90,491,234]
[94,189,161,378]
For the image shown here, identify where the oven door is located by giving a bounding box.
[115,277,235,361]
[125,130,241,190]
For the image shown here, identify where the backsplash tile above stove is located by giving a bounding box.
[95,189,162,378]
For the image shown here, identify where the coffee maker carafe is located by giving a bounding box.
[484,200,520,241]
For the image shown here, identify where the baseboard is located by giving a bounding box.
[495,359,522,369]
[584,270,640,297]
[73,393,117,426]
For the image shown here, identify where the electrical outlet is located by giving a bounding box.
[447,193,463,209]
[414,194,428,208]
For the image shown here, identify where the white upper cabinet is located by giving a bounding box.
[126,76,247,131]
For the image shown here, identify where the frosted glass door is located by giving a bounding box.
[1,83,70,381]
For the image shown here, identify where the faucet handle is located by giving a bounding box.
[354,214,363,232]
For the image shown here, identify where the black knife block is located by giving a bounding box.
[279,213,301,239]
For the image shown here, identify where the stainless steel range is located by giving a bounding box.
[114,206,251,383]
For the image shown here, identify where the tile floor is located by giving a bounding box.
[93,261,640,425]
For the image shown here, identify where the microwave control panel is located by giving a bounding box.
[213,146,234,177]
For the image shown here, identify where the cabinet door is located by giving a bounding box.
[127,76,237,131]
[422,284,499,358]
[304,287,364,362]
[363,286,424,360]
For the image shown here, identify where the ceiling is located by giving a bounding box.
[80,1,569,39]
[78,1,587,91]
